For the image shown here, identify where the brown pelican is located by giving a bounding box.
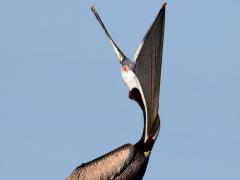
[67,2,166,180]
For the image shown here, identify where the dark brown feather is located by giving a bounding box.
[66,144,148,180]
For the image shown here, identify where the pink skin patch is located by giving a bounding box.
[122,65,128,72]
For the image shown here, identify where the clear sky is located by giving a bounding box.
[0,0,240,179]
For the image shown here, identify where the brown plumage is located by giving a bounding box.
[67,144,148,180]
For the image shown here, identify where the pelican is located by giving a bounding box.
[67,2,166,180]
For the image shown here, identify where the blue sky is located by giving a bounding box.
[0,0,240,179]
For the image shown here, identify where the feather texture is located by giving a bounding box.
[66,144,148,180]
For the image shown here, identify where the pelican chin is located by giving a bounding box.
[67,3,166,180]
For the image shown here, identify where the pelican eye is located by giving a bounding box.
[122,65,128,72]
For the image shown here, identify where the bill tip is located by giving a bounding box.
[161,2,167,9]
[91,5,95,11]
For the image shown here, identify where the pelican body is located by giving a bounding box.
[67,3,166,180]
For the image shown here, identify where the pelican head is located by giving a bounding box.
[91,4,165,151]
